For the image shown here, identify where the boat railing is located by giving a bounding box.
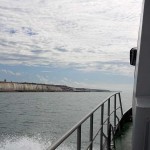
[48,92,123,150]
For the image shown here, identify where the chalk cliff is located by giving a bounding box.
[0,82,110,92]
[0,82,74,92]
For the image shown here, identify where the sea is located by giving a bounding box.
[0,91,132,150]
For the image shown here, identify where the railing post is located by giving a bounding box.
[114,94,116,131]
[77,125,81,150]
[118,93,123,117]
[111,125,116,149]
[107,124,111,150]
[100,104,104,150]
[89,114,93,150]
[107,98,110,149]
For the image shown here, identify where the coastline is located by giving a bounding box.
[0,81,110,92]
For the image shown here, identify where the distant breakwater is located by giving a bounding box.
[0,82,110,92]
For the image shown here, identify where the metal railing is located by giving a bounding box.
[48,92,123,150]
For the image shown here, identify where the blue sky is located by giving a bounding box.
[0,0,142,91]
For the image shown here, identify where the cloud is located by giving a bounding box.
[0,24,37,36]
[0,0,142,76]
[22,27,38,36]
[75,61,134,76]
[36,74,49,84]
[41,71,52,73]
[0,69,21,76]
[60,77,133,91]
[54,46,68,52]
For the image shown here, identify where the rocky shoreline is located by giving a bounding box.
[0,81,110,92]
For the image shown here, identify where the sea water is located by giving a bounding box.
[0,92,132,150]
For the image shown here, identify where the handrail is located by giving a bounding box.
[47,92,123,150]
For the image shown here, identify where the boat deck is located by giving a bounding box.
[115,122,132,150]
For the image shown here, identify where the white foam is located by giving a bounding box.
[0,136,51,150]
[0,136,99,150]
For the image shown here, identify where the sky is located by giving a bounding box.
[0,0,142,91]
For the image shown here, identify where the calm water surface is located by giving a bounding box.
[0,92,132,150]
